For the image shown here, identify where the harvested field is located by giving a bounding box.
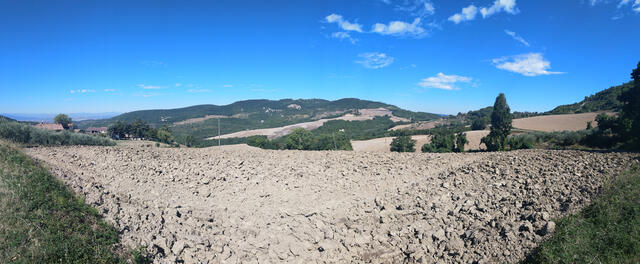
[207,108,409,140]
[351,130,489,152]
[351,135,431,152]
[512,112,604,132]
[24,145,638,263]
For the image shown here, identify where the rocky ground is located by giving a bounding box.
[24,145,638,263]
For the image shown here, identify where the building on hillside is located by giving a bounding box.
[34,123,64,131]
[86,126,108,134]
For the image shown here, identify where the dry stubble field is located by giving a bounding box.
[25,145,638,263]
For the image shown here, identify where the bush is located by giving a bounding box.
[0,120,115,146]
[422,133,454,153]
[507,134,536,150]
[390,135,416,152]
[285,128,314,150]
[470,118,487,130]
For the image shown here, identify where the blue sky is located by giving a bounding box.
[1,0,639,115]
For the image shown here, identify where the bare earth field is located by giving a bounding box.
[24,145,637,263]
[207,108,410,140]
[351,130,489,152]
[512,112,602,132]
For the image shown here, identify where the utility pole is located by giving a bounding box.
[218,117,221,147]
[332,132,337,150]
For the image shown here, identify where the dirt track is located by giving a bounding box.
[25,146,637,263]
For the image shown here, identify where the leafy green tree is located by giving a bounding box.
[54,114,72,129]
[390,134,416,152]
[617,61,640,149]
[481,93,513,151]
[470,118,487,130]
[422,132,454,153]
[107,121,131,139]
[455,132,468,152]
[183,135,196,147]
[586,121,593,130]
[156,129,173,144]
[285,128,314,150]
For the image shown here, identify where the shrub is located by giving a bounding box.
[507,134,536,150]
[390,135,416,152]
[285,128,314,150]
[422,133,454,153]
[470,118,487,130]
[0,120,115,146]
[455,132,468,152]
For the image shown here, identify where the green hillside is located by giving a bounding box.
[549,82,632,114]
[0,115,16,122]
[75,98,441,141]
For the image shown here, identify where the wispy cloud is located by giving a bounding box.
[371,18,427,37]
[384,0,436,17]
[222,84,233,88]
[141,60,166,68]
[104,89,116,92]
[187,89,211,93]
[504,30,530,46]
[418,73,472,90]
[137,84,165,89]
[134,92,161,98]
[325,14,363,32]
[175,83,182,87]
[70,89,95,94]
[449,0,519,24]
[331,31,358,44]
[492,53,564,76]
[355,52,394,69]
[618,0,640,12]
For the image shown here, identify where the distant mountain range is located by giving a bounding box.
[1,112,121,123]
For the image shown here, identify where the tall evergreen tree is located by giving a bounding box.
[618,61,640,148]
[482,93,513,151]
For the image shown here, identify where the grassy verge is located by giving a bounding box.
[0,141,147,263]
[524,164,640,263]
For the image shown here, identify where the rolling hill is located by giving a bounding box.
[75,98,441,141]
[549,81,632,114]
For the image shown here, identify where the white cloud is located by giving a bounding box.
[504,30,530,46]
[418,73,472,90]
[618,0,640,12]
[69,89,95,94]
[480,0,519,18]
[449,0,518,24]
[492,53,564,76]
[371,18,426,37]
[187,89,211,93]
[137,84,165,89]
[222,84,233,88]
[331,31,358,44]
[355,52,394,69]
[389,0,436,17]
[175,83,182,87]
[448,5,478,24]
[104,89,116,92]
[325,14,363,32]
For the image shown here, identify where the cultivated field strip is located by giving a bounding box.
[25,146,637,263]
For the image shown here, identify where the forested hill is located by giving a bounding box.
[75,98,441,129]
[549,81,632,114]
[0,115,16,122]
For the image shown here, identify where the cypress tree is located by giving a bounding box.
[482,93,513,151]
